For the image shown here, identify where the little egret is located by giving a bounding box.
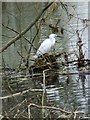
[33,33,63,59]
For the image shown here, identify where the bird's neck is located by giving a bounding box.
[50,37,55,45]
[51,37,55,42]
[50,37,55,40]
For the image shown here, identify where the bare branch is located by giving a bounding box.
[0,2,53,53]
[0,88,43,99]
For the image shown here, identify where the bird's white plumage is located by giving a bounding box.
[33,34,57,59]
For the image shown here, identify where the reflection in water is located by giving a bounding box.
[37,3,89,115]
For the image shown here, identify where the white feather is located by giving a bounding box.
[33,34,57,59]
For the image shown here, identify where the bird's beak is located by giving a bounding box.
[57,35,64,38]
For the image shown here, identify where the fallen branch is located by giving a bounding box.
[0,2,53,53]
[0,88,43,99]
[28,103,84,119]
[28,103,71,119]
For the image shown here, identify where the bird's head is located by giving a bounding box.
[49,34,57,39]
[49,33,64,40]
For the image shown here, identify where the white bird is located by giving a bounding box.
[33,34,62,59]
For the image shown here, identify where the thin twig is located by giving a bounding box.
[42,69,48,118]
[2,23,37,50]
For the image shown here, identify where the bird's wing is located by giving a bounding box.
[36,39,52,55]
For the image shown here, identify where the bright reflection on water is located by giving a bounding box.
[43,2,89,116]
